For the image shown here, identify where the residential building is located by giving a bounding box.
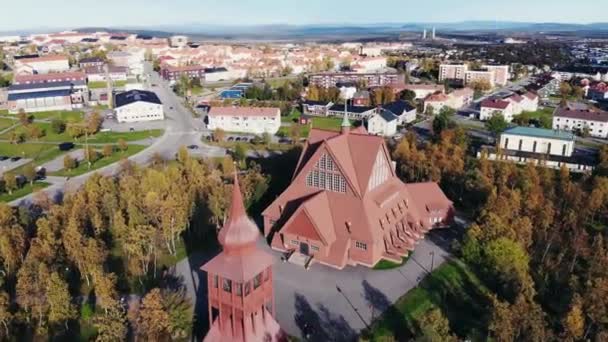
[588,82,608,101]
[480,99,514,121]
[160,64,205,82]
[85,65,128,83]
[399,84,445,100]
[114,90,164,123]
[262,119,454,269]
[382,100,417,124]
[201,174,285,342]
[13,71,86,85]
[309,72,402,88]
[207,107,281,135]
[7,80,88,113]
[552,106,608,139]
[14,54,70,74]
[301,100,334,116]
[424,88,474,115]
[327,103,376,120]
[439,64,468,83]
[78,57,105,69]
[480,126,595,172]
[526,74,560,99]
[439,63,509,87]
[367,110,399,136]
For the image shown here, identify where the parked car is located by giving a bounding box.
[187,145,199,150]
[10,156,21,162]
[59,142,75,151]
[0,156,8,161]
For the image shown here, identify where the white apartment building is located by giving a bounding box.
[552,107,608,139]
[480,99,514,121]
[439,64,468,82]
[114,90,164,123]
[439,63,509,87]
[207,107,281,135]
[367,110,398,137]
[424,88,474,115]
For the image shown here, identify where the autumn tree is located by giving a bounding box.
[23,163,37,185]
[63,155,77,170]
[0,292,12,338]
[213,127,226,142]
[136,288,170,340]
[416,308,457,342]
[3,173,16,195]
[93,303,128,342]
[117,138,128,152]
[46,272,76,330]
[102,145,114,158]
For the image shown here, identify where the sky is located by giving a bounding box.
[1,0,607,32]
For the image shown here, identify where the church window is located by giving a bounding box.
[223,279,232,293]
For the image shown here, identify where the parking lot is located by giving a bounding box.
[101,116,167,133]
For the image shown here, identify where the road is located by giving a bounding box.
[10,62,225,206]
[174,230,454,341]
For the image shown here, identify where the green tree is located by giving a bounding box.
[416,308,457,342]
[163,289,193,340]
[51,119,66,134]
[234,143,247,165]
[23,163,37,186]
[485,113,509,137]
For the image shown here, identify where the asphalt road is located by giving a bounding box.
[10,62,225,206]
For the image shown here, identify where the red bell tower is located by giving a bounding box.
[202,173,285,342]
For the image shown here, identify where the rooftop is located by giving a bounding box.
[115,90,162,107]
[503,126,575,141]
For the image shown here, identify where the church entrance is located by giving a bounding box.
[299,242,310,256]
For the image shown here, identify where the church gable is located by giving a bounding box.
[367,148,392,192]
[305,152,348,194]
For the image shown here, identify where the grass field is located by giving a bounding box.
[0,142,62,159]
[0,118,17,131]
[373,256,410,270]
[512,107,555,128]
[0,109,8,115]
[364,260,492,341]
[50,144,146,177]
[0,123,163,144]
[0,182,50,202]
[29,110,85,123]
[88,80,127,89]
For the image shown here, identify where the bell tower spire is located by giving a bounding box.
[341,99,350,135]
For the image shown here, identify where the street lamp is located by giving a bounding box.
[429,251,435,272]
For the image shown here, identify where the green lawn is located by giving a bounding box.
[88,80,127,89]
[49,144,146,177]
[364,260,492,341]
[0,142,61,159]
[0,182,50,202]
[0,118,17,131]
[0,123,163,144]
[281,109,301,123]
[374,256,410,270]
[29,110,85,123]
[0,109,8,115]
[512,107,555,128]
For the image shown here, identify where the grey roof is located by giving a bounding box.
[8,89,71,101]
[378,109,399,122]
[8,80,85,92]
[115,90,162,108]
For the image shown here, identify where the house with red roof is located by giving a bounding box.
[480,98,514,121]
[262,117,454,269]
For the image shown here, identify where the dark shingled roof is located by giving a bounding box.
[382,100,415,115]
[115,90,162,108]
[378,109,399,122]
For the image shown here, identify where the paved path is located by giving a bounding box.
[173,231,452,341]
[39,149,84,173]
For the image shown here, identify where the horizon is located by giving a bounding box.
[2,0,608,33]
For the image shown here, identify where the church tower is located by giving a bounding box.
[202,173,285,342]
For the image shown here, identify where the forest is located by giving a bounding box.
[0,148,273,341]
[389,128,608,341]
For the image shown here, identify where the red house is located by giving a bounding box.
[202,174,286,342]
[263,117,454,269]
